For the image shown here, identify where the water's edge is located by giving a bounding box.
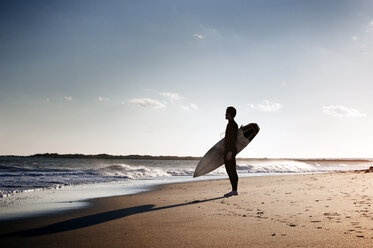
[0,172,342,221]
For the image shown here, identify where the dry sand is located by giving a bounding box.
[2,171,373,247]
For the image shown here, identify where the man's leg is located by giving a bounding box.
[224,156,238,192]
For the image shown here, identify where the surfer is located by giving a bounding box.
[224,106,239,197]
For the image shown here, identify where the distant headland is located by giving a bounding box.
[1,153,201,160]
[0,153,372,162]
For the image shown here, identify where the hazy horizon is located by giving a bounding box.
[2,0,373,158]
[2,152,373,161]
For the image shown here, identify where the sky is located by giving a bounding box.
[1,0,373,158]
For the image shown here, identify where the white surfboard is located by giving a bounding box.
[193,123,260,177]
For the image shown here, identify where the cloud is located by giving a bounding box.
[64,96,72,101]
[46,97,50,102]
[190,103,198,109]
[193,33,203,40]
[322,105,366,118]
[130,98,166,109]
[249,100,282,112]
[97,96,109,102]
[160,92,184,102]
[180,103,198,111]
[352,36,358,41]
[192,25,219,41]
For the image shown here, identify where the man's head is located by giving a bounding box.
[225,106,236,120]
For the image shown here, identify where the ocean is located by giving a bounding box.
[0,157,371,220]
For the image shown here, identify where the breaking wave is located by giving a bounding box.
[237,160,317,173]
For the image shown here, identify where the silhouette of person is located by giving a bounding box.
[224,106,239,197]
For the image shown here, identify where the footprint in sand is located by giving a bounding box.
[256,211,264,218]
[323,212,340,217]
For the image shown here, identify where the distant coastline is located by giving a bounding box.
[0,153,201,160]
[0,153,372,162]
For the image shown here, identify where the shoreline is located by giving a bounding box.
[1,167,371,221]
[0,172,333,221]
[0,173,284,221]
[2,171,373,247]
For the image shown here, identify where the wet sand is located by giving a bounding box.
[2,171,373,247]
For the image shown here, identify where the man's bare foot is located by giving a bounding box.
[224,191,238,197]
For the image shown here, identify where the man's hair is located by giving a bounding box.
[226,106,237,118]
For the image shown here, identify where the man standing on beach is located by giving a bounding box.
[224,106,239,197]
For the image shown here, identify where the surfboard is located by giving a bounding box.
[193,123,260,178]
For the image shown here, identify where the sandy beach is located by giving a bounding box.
[2,171,373,247]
